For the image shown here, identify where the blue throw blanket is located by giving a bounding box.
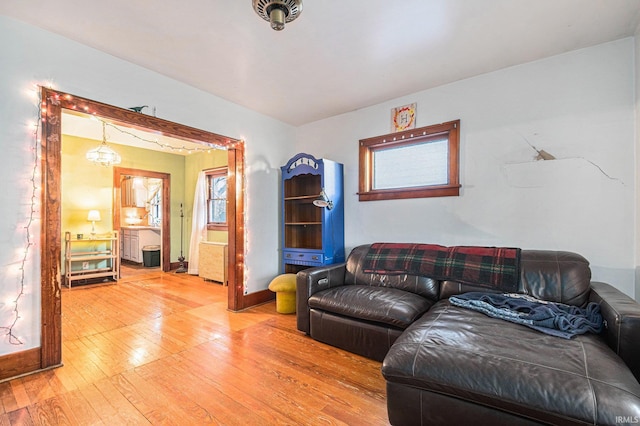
[449,292,603,339]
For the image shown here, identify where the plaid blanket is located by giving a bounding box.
[362,243,521,292]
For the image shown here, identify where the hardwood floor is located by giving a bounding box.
[0,268,389,425]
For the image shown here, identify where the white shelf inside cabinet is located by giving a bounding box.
[64,231,119,288]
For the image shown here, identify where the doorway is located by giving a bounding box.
[39,88,246,372]
[114,168,171,273]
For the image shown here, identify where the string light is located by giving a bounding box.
[0,86,247,345]
[95,118,226,154]
[0,89,42,345]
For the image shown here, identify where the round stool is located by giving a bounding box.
[268,273,297,314]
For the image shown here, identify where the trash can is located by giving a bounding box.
[142,245,161,267]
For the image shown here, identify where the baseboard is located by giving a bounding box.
[0,347,42,382]
[170,261,189,271]
[241,289,275,310]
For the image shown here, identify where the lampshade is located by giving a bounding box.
[87,210,101,222]
[86,122,122,166]
[313,189,333,210]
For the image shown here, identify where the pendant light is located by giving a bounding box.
[86,122,122,166]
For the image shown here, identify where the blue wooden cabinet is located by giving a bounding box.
[281,153,345,273]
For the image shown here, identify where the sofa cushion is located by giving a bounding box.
[382,300,640,424]
[308,285,433,329]
[439,250,592,306]
[345,245,440,300]
[519,250,592,306]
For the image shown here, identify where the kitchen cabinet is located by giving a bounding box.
[122,177,147,207]
[121,227,160,264]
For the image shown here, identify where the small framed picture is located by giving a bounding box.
[391,103,417,132]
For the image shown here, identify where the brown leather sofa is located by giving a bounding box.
[297,244,640,425]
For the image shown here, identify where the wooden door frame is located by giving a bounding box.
[113,168,171,272]
[37,88,247,371]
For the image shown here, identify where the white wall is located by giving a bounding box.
[297,38,637,299]
[635,28,640,302]
[0,16,295,355]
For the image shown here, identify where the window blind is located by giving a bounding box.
[373,139,448,190]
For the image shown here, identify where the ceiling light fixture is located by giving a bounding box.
[86,121,122,166]
[252,0,303,31]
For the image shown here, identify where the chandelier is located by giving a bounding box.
[252,0,303,31]
[86,122,122,166]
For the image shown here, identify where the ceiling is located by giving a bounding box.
[2,1,640,126]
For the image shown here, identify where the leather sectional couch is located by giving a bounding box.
[296,243,640,425]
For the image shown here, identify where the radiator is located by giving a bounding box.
[199,242,228,285]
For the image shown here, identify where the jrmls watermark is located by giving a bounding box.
[616,416,640,424]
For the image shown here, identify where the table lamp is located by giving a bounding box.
[87,210,101,237]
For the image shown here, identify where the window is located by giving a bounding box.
[149,190,162,227]
[359,120,460,201]
[206,167,228,230]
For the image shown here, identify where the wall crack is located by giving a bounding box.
[512,132,625,186]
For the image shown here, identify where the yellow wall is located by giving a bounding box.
[184,149,229,246]
[62,135,185,263]
[62,135,228,266]
[62,136,119,237]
